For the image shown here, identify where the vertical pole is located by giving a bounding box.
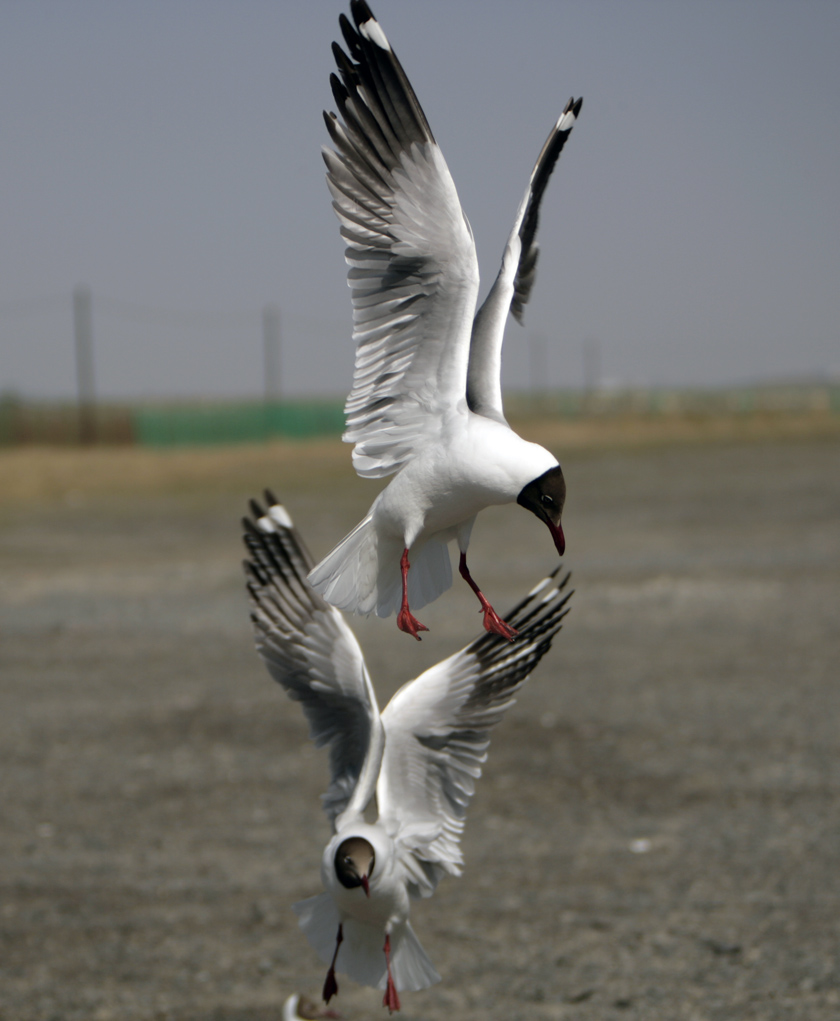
[74,285,96,443]
[263,305,281,402]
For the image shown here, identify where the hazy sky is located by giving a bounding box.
[2,1,839,400]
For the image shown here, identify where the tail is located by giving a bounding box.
[293,893,440,993]
[308,518,452,619]
[307,513,383,617]
[386,919,441,993]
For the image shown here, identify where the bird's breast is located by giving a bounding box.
[323,827,409,927]
[373,418,558,541]
[329,872,409,927]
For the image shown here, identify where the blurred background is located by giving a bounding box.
[2,0,838,444]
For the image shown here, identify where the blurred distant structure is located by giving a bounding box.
[582,335,601,396]
[528,333,549,413]
[262,305,281,402]
[1,383,837,448]
[2,289,838,446]
[73,285,96,443]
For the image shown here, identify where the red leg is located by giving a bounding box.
[382,932,401,1013]
[322,923,343,1003]
[458,553,518,641]
[396,548,428,641]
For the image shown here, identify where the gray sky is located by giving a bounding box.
[2,1,839,400]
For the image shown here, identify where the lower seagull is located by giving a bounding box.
[243,493,572,1012]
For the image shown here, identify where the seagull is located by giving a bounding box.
[282,992,342,1021]
[307,0,582,641]
[243,493,572,1012]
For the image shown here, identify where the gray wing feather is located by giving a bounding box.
[243,493,380,823]
[511,96,583,322]
[325,2,480,479]
[377,568,573,896]
[467,97,582,423]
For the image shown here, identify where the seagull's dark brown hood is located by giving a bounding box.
[517,465,566,555]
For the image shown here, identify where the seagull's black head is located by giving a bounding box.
[335,836,375,897]
[517,465,566,556]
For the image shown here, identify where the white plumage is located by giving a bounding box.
[308,0,582,640]
[282,992,342,1021]
[243,494,572,1011]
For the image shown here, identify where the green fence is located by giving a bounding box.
[132,400,346,447]
[504,383,840,420]
[2,385,838,447]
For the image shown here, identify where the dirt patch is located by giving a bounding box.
[1,434,839,1020]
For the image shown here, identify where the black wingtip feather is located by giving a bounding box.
[351,0,376,28]
[242,515,260,537]
[509,97,582,322]
[329,0,434,164]
[327,75,347,116]
[338,11,356,45]
[331,46,356,90]
[467,571,572,660]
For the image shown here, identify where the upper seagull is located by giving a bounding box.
[244,493,572,1012]
[307,0,582,640]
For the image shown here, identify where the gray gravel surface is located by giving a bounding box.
[1,436,839,1020]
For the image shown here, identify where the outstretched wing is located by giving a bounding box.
[376,569,573,896]
[243,493,383,825]
[324,0,480,479]
[467,98,582,423]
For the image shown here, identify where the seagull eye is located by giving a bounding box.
[540,494,555,508]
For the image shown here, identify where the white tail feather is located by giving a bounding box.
[402,539,452,615]
[308,518,453,619]
[307,513,383,616]
[293,892,340,964]
[293,893,440,992]
[388,919,441,992]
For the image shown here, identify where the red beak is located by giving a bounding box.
[546,519,565,557]
[361,875,370,898]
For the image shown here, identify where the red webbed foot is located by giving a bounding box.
[397,548,428,640]
[479,602,519,641]
[382,976,401,1013]
[323,922,343,1003]
[382,933,401,1013]
[458,552,517,642]
[322,966,338,1004]
[396,606,429,640]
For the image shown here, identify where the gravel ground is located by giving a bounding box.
[1,434,839,1021]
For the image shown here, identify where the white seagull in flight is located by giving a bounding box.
[243,493,572,1012]
[307,0,582,641]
